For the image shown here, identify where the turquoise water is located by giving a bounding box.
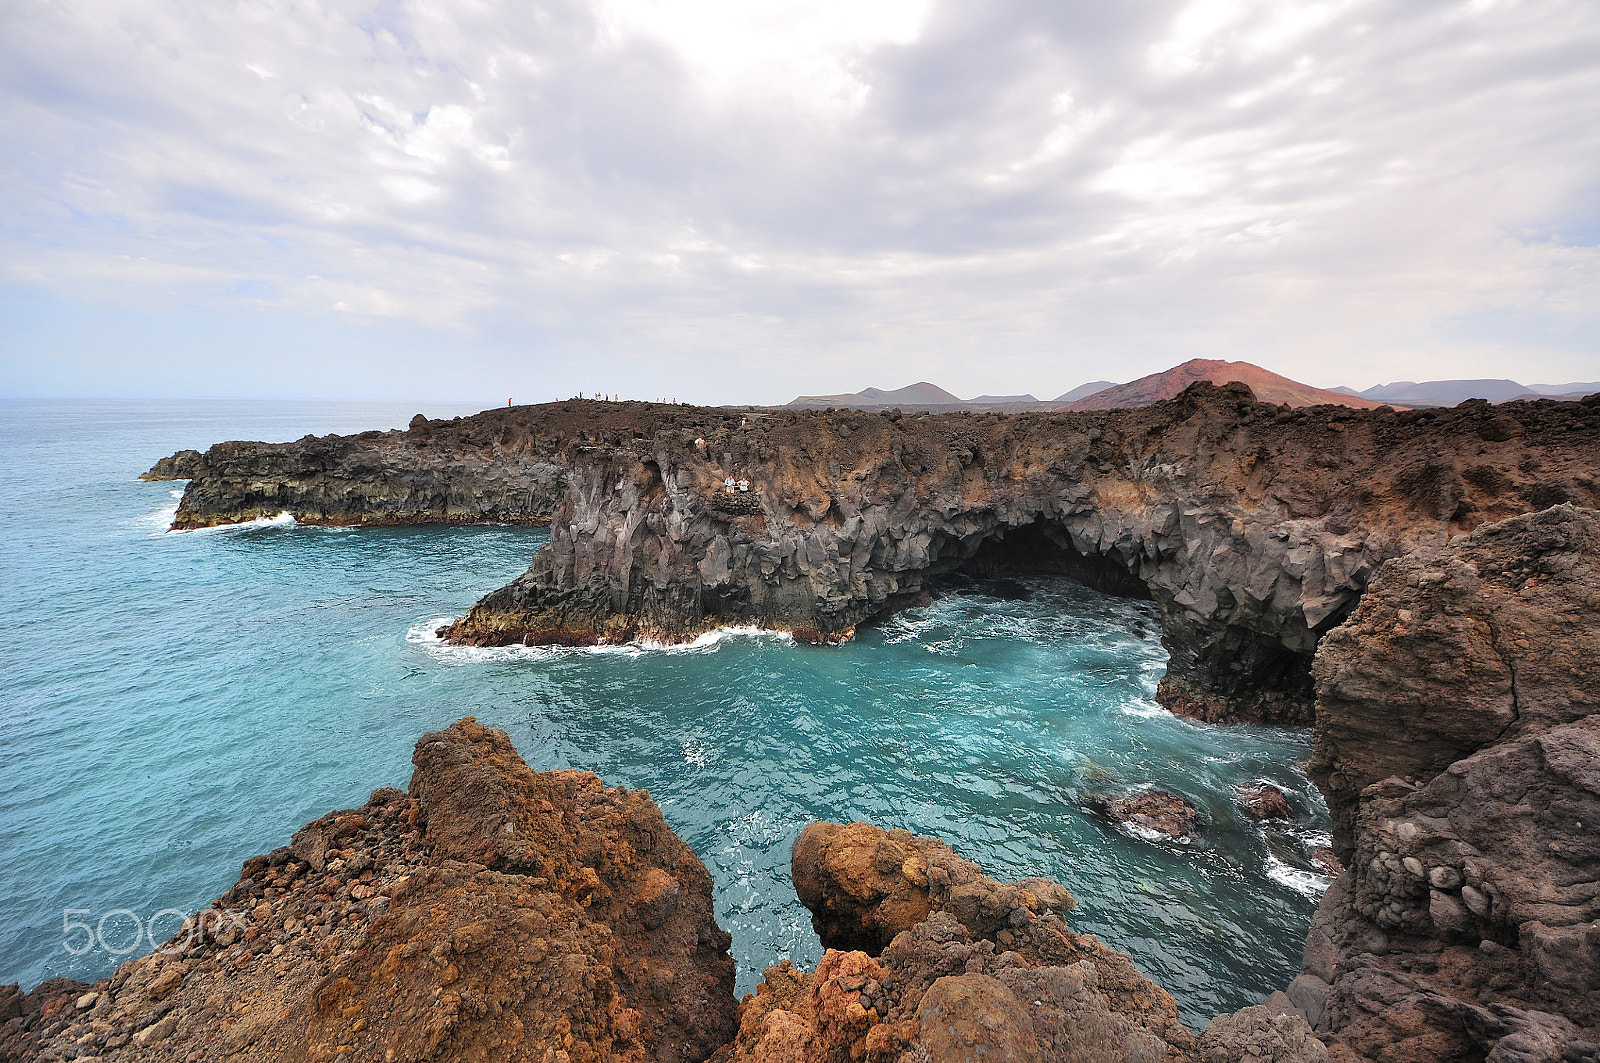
[0,399,1330,1028]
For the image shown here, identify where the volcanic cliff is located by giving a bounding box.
[1285,505,1600,1062]
[438,384,1599,723]
[152,387,1599,723]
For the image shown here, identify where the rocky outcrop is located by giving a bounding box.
[1095,790,1206,842]
[1289,506,1600,1061]
[138,450,200,481]
[149,403,671,528]
[790,822,1078,955]
[1196,1006,1328,1063]
[718,820,1202,1063]
[22,717,737,1063]
[444,385,1600,722]
[1240,783,1293,821]
[718,820,1332,1063]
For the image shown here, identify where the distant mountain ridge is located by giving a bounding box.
[1065,359,1394,411]
[783,365,1597,414]
[1351,379,1600,407]
[788,382,962,408]
[1054,380,1116,403]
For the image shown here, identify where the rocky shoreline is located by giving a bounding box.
[438,385,1597,726]
[8,506,1599,1062]
[3,720,1330,1063]
[98,390,1600,1061]
[151,386,1600,724]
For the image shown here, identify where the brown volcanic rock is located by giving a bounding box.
[1097,790,1205,842]
[1239,783,1293,821]
[1293,506,1600,1061]
[1066,360,1394,412]
[791,822,1076,954]
[739,820,1201,1063]
[443,383,1600,723]
[27,717,737,1063]
[0,978,98,1061]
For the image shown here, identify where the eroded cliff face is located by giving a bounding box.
[16,718,738,1063]
[444,385,1600,723]
[1288,506,1600,1062]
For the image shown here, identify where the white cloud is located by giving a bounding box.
[1,0,1597,403]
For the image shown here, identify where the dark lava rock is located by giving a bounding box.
[139,449,202,481]
[980,578,1034,601]
[161,385,1600,724]
[444,383,1600,724]
[1298,505,1600,1062]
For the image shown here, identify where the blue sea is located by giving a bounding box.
[0,399,1331,1028]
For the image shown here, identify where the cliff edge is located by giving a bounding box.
[1290,505,1600,1062]
[8,718,738,1063]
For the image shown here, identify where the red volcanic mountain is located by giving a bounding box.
[1067,359,1397,411]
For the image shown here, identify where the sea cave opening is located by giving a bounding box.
[917,518,1318,725]
[928,519,1152,602]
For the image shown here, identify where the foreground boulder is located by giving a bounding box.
[21,718,737,1062]
[1298,505,1600,1061]
[720,821,1213,1062]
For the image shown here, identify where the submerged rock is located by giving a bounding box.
[24,717,738,1062]
[1095,790,1205,843]
[1239,782,1294,821]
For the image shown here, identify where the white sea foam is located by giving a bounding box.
[682,735,716,768]
[164,511,296,535]
[1118,821,1195,846]
[1266,852,1331,899]
[1119,697,1171,719]
[405,617,793,662]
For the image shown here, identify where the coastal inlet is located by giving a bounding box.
[0,397,1333,1032]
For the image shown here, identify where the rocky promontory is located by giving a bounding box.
[442,385,1599,723]
[8,718,739,1062]
[144,403,676,528]
[150,387,1599,723]
[1287,505,1600,1062]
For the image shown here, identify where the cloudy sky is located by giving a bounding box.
[3,0,1597,405]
